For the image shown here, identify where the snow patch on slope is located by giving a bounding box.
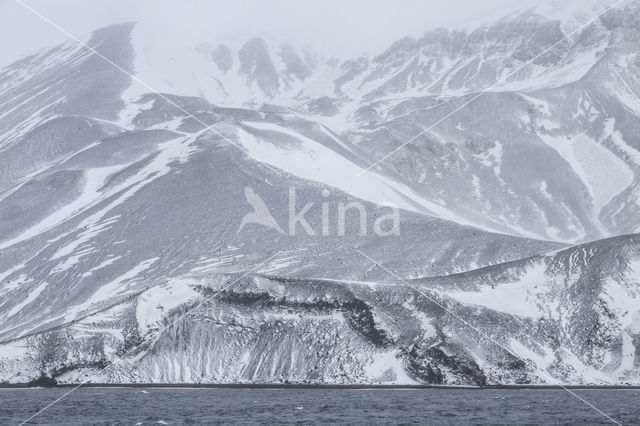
[238,121,496,231]
[538,133,633,211]
[5,282,48,318]
[603,118,640,166]
[136,278,200,334]
[364,350,417,384]
[65,258,159,322]
[0,165,123,250]
[445,263,550,318]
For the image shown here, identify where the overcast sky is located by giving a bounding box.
[0,0,616,67]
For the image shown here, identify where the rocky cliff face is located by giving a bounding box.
[1,235,638,385]
[0,2,639,385]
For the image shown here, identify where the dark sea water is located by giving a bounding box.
[2,387,640,425]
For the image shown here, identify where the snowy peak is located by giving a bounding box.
[127,24,329,106]
[208,43,233,73]
[343,10,608,99]
[520,0,625,31]
[279,42,315,80]
[112,0,639,107]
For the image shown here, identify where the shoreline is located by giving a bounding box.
[1,383,639,390]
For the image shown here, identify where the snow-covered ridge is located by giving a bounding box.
[119,0,629,110]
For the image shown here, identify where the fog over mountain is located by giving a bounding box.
[0,0,639,386]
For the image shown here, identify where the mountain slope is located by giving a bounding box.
[0,1,639,385]
[346,2,640,243]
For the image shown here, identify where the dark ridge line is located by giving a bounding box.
[248,232,639,286]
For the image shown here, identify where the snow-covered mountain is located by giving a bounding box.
[1,1,639,385]
[124,3,640,242]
